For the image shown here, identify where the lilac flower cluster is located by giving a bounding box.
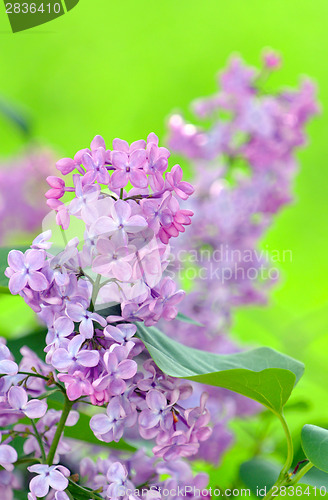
[163,51,318,463]
[4,135,195,328]
[90,357,211,460]
[0,335,211,498]
[49,133,193,245]
[0,148,54,245]
[0,133,215,498]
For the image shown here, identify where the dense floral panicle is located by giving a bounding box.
[5,133,193,329]
[0,148,54,245]
[3,133,213,466]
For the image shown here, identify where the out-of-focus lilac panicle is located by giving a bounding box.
[163,50,318,463]
[0,148,54,244]
[78,450,211,499]
[166,49,318,342]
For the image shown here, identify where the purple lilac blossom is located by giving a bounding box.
[2,132,213,472]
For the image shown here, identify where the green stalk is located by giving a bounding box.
[278,412,294,477]
[289,462,314,485]
[47,396,73,465]
[18,371,66,394]
[90,274,101,312]
[61,227,68,246]
[31,419,46,463]
[264,412,294,500]
[15,456,41,466]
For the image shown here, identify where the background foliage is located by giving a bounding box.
[0,0,328,488]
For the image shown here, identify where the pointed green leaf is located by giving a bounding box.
[68,479,104,500]
[135,323,304,413]
[302,425,328,473]
[240,458,280,495]
[176,312,203,327]
[0,97,31,136]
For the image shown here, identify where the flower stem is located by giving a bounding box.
[90,274,101,312]
[18,371,66,394]
[264,412,293,500]
[61,227,68,246]
[47,395,73,465]
[14,456,41,466]
[289,461,314,485]
[30,419,46,463]
[278,412,294,477]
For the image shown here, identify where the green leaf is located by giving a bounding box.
[135,323,304,413]
[7,329,47,361]
[68,479,104,500]
[0,285,11,295]
[0,97,31,136]
[176,312,203,327]
[240,458,280,495]
[302,425,328,473]
[47,397,136,452]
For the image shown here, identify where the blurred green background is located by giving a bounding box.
[0,0,328,482]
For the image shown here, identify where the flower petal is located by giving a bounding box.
[25,249,45,271]
[24,399,47,419]
[0,359,18,375]
[76,349,99,367]
[146,390,167,411]
[139,409,160,429]
[7,250,24,271]
[117,359,137,380]
[0,444,17,469]
[27,271,48,291]
[49,470,68,491]
[30,475,50,497]
[8,386,28,410]
[90,413,112,435]
[9,272,28,294]
[129,169,148,188]
[110,170,129,189]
